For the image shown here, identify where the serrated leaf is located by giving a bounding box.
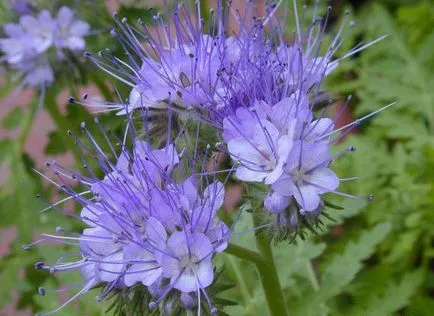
[349,270,424,316]
[290,223,391,316]
[319,223,391,299]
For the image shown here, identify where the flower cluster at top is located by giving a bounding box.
[29,1,385,315]
[84,0,377,235]
[0,6,89,87]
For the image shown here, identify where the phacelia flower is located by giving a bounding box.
[0,6,89,88]
[75,0,388,239]
[29,118,230,315]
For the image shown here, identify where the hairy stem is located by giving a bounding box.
[226,243,264,265]
[253,215,288,316]
[226,228,288,315]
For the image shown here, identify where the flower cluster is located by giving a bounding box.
[31,120,229,315]
[85,0,363,235]
[0,6,89,87]
[29,0,387,314]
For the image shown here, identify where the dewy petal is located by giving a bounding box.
[294,184,321,211]
[305,168,339,194]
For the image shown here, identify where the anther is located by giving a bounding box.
[22,244,31,251]
[34,262,45,270]
[38,287,46,296]
[69,97,75,104]
[149,302,157,310]
[367,194,374,202]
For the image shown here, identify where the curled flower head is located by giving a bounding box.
[85,2,230,117]
[0,6,89,88]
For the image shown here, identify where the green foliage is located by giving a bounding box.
[2,107,24,129]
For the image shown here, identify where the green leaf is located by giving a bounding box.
[45,131,68,155]
[319,223,391,299]
[290,223,391,316]
[349,270,424,316]
[2,107,24,129]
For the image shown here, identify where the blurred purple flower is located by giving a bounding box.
[0,6,89,87]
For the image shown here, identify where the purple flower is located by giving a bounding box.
[227,119,294,184]
[0,6,89,87]
[30,118,229,314]
[272,141,340,211]
[162,232,214,292]
[53,6,90,53]
[9,0,33,15]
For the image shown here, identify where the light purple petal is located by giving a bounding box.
[294,184,321,211]
[174,258,213,292]
[305,168,339,193]
[264,192,290,213]
[272,174,297,197]
[204,181,224,212]
[99,251,124,282]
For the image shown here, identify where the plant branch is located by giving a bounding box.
[253,215,288,316]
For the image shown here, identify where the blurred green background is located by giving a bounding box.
[0,0,433,315]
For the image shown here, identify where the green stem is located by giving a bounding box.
[226,243,264,265]
[306,261,320,291]
[253,216,288,316]
[18,94,39,150]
